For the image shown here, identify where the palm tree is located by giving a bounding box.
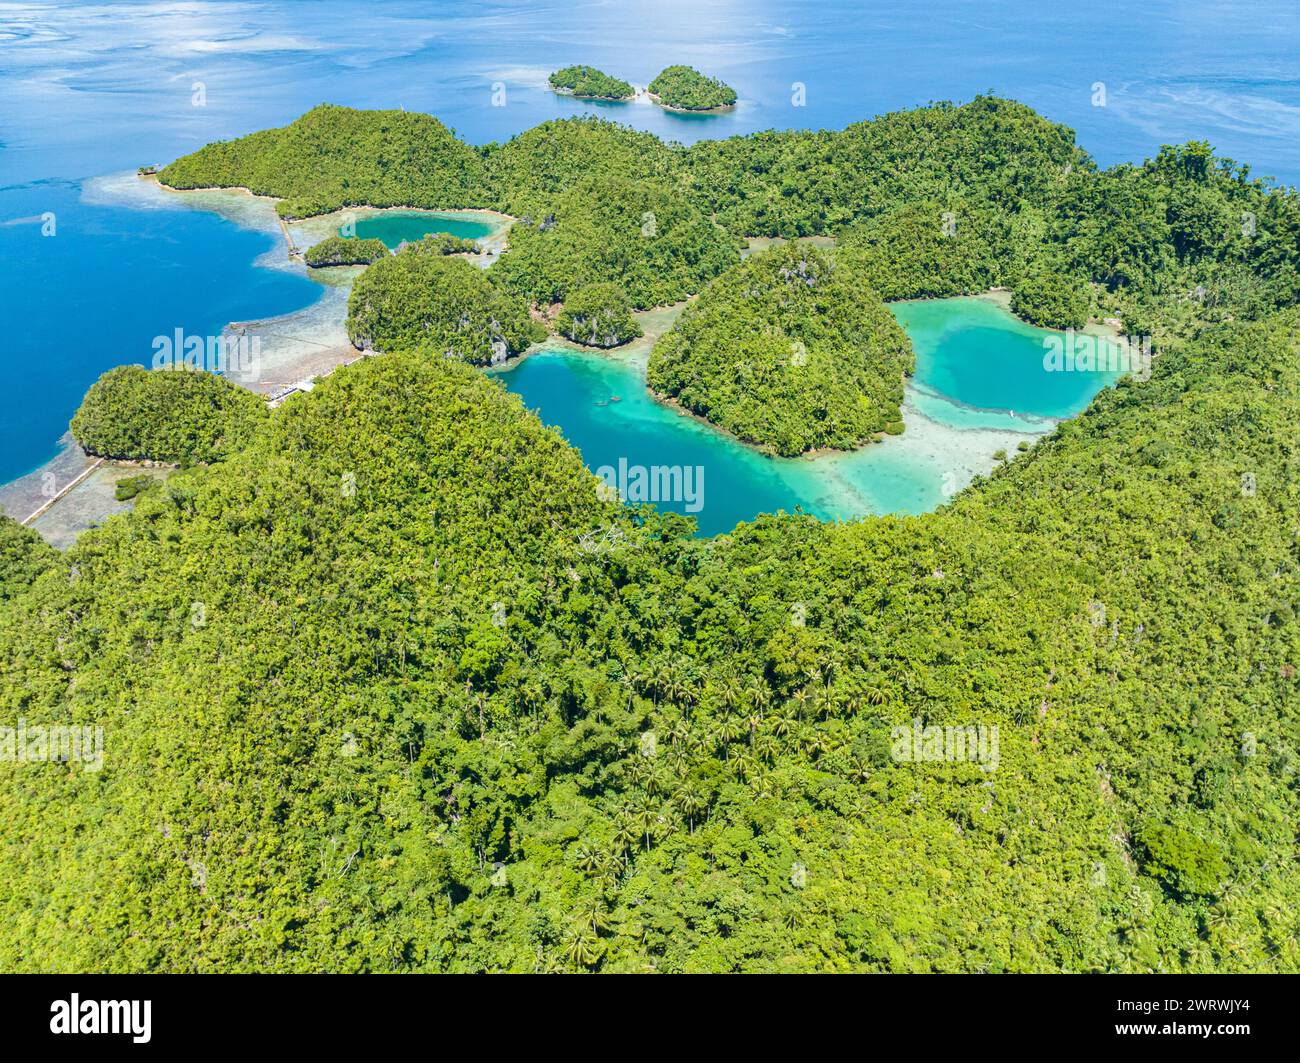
[612,812,638,856]
[755,734,780,764]
[791,688,811,719]
[815,687,838,720]
[627,756,653,789]
[645,662,669,706]
[729,752,755,781]
[676,787,705,832]
[562,927,604,970]
[579,900,611,936]
[847,754,873,783]
[716,714,743,751]
[718,674,744,714]
[635,804,658,850]
[597,851,625,888]
[662,663,688,708]
[805,728,832,762]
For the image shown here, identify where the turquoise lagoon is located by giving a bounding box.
[494,297,1126,536]
[347,211,497,249]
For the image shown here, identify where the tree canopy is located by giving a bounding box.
[556,282,643,347]
[492,173,739,308]
[0,518,56,603]
[9,96,1300,974]
[70,364,268,464]
[485,118,679,219]
[648,242,913,454]
[159,104,489,219]
[549,65,634,100]
[346,253,543,365]
[305,236,390,268]
[648,65,737,110]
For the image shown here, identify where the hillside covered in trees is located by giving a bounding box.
[549,65,634,100]
[648,243,913,454]
[491,173,740,308]
[70,364,268,464]
[347,253,542,364]
[648,65,737,110]
[158,104,489,219]
[4,97,1297,973]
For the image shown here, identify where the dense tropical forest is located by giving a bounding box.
[647,65,737,110]
[648,242,913,454]
[491,172,740,308]
[70,364,268,464]
[305,235,390,268]
[398,233,481,257]
[347,252,542,364]
[158,104,489,219]
[555,282,643,348]
[2,97,1298,973]
[548,65,634,101]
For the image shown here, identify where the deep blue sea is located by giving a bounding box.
[3,0,1300,486]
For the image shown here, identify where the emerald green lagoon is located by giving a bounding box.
[495,296,1126,535]
[347,210,496,248]
[891,296,1124,418]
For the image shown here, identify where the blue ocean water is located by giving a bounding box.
[0,180,318,482]
[2,0,1299,487]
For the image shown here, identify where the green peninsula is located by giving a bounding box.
[648,243,912,454]
[158,104,488,219]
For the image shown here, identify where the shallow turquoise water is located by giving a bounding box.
[348,212,496,249]
[495,298,1123,535]
[891,298,1125,418]
[494,349,835,535]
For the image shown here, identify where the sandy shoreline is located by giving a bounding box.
[645,91,737,115]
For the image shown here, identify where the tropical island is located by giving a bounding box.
[304,235,390,268]
[549,64,635,101]
[648,242,912,454]
[647,65,737,111]
[2,96,1298,974]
